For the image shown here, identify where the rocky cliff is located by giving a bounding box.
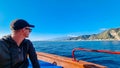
[67,28,120,40]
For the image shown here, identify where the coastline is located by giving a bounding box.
[32,39,120,42]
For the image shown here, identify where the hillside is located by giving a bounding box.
[66,28,120,41]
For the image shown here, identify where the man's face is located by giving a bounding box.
[22,27,32,38]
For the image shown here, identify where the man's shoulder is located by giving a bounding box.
[0,38,5,44]
[23,39,33,46]
[24,39,32,43]
[0,38,9,48]
[0,35,11,43]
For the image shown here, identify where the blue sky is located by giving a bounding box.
[0,0,120,41]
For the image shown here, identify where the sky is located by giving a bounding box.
[0,0,120,41]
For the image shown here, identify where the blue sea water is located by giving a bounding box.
[32,41,120,68]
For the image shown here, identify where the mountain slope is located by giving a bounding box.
[67,28,120,40]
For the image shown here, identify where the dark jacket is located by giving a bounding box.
[0,35,40,68]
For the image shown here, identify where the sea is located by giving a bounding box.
[32,41,120,68]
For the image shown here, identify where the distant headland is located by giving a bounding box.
[53,28,120,41]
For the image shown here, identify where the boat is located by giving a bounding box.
[29,47,120,68]
[36,52,107,68]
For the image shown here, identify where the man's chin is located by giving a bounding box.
[25,36,29,38]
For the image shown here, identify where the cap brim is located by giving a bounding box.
[29,25,35,28]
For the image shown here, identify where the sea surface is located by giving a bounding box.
[32,41,120,68]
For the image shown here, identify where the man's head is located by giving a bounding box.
[10,19,34,30]
[10,19,35,38]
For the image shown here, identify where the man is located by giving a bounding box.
[0,19,40,68]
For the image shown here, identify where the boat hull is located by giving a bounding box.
[37,52,107,68]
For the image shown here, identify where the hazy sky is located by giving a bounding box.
[0,0,120,40]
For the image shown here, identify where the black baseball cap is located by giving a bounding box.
[10,19,35,30]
